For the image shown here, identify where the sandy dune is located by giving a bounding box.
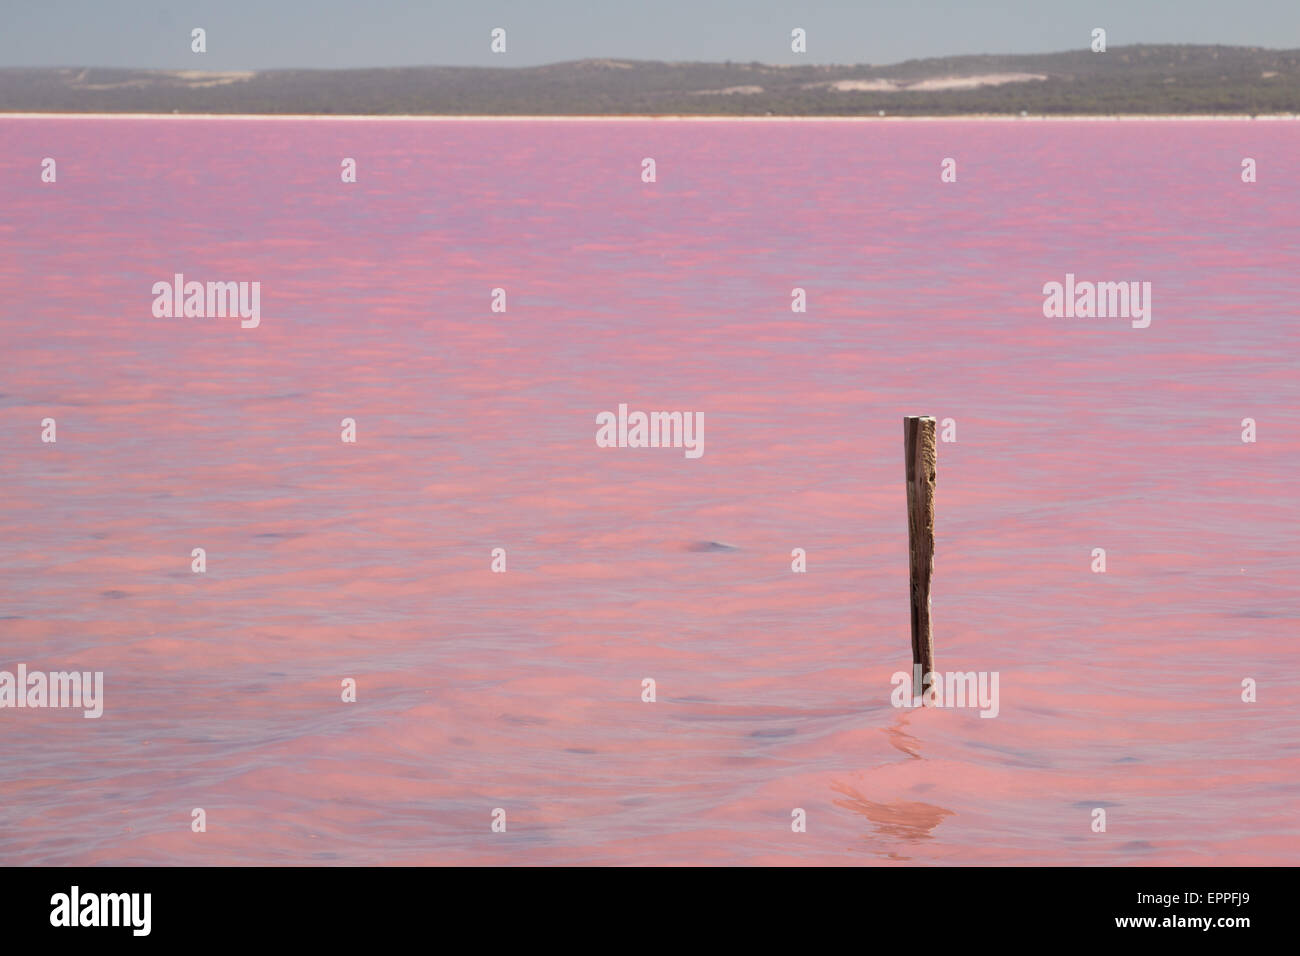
[812,73,1047,93]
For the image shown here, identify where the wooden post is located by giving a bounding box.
[905,416,936,693]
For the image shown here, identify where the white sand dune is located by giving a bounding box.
[823,79,898,92]
[907,73,1047,91]
[809,73,1047,93]
[690,85,765,96]
[64,69,256,91]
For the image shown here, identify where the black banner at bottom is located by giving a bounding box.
[0,866,1281,943]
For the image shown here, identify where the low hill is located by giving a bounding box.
[3,45,1299,115]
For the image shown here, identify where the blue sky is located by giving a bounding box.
[2,0,1298,69]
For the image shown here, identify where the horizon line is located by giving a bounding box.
[4,112,1297,121]
[7,41,1300,74]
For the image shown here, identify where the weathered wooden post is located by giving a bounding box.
[905,416,936,694]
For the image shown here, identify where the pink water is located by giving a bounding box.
[0,117,1297,865]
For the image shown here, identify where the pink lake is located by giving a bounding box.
[0,117,1297,865]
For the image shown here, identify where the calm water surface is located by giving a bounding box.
[0,118,1297,864]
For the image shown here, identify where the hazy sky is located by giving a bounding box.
[2,0,1298,69]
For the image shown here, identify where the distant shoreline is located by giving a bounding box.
[9,48,1300,117]
[4,112,1298,121]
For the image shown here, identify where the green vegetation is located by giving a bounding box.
[3,45,1298,115]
